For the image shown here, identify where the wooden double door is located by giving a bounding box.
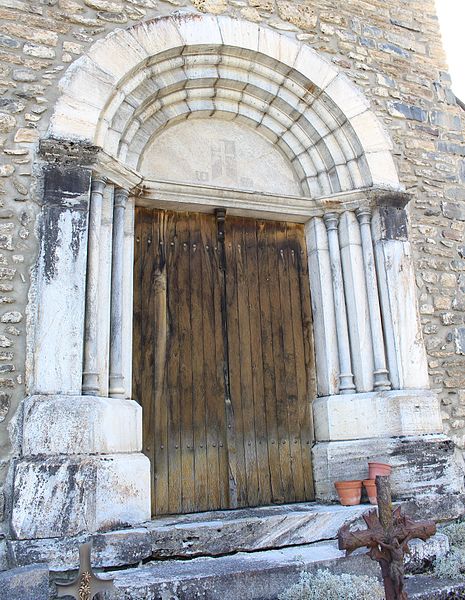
[133,208,316,516]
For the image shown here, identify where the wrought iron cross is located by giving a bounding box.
[338,476,436,600]
[56,542,115,600]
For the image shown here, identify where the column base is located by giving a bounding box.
[11,395,151,539]
[313,389,443,442]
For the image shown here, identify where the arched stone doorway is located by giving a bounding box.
[10,13,458,540]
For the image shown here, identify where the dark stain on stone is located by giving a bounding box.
[378,206,408,241]
[41,166,91,283]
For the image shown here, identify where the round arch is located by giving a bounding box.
[49,13,401,197]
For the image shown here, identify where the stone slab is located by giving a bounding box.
[8,527,153,572]
[22,395,142,455]
[407,575,465,599]
[312,434,465,502]
[98,536,448,600]
[313,389,443,441]
[148,503,368,559]
[0,564,49,600]
[11,453,151,539]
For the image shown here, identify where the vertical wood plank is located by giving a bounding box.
[256,221,285,503]
[190,213,208,511]
[225,220,248,507]
[295,223,316,498]
[266,222,295,503]
[244,219,272,505]
[200,213,222,510]
[153,211,169,515]
[177,213,196,513]
[137,208,158,513]
[166,212,182,514]
[285,223,312,501]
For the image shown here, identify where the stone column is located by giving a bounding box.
[109,187,128,398]
[339,211,373,392]
[13,149,151,541]
[29,164,92,395]
[371,205,429,389]
[323,213,355,394]
[305,217,339,396]
[356,207,391,391]
[82,177,106,396]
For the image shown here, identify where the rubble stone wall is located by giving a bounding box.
[0,0,462,529]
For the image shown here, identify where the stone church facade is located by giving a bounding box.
[0,0,463,583]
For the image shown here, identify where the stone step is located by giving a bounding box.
[10,503,370,571]
[91,535,448,600]
[407,575,465,599]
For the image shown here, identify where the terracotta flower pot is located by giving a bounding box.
[334,480,362,506]
[363,479,377,504]
[368,461,392,480]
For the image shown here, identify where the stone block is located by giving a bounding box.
[0,564,49,600]
[148,503,368,559]
[11,454,151,539]
[22,395,142,456]
[8,527,152,571]
[313,390,443,441]
[312,434,464,503]
[325,74,370,119]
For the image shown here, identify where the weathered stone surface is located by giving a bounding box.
[313,390,443,441]
[22,395,142,455]
[99,536,449,600]
[11,454,151,539]
[148,503,369,559]
[313,434,465,503]
[8,527,153,571]
[0,564,49,600]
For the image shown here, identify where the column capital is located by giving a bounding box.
[323,212,340,231]
[114,187,129,210]
[91,176,107,194]
[355,206,372,225]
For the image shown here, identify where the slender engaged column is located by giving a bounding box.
[82,177,106,395]
[323,212,355,394]
[305,217,340,396]
[356,207,391,391]
[339,211,374,392]
[109,187,128,398]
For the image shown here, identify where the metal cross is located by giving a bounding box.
[56,542,115,600]
[338,476,436,600]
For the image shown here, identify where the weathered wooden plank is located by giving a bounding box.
[225,220,248,507]
[295,224,316,499]
[216,211,237,509]
[277,222,305,501]
[286,224,313,501]
[199,213,222,510]
[266,223,295,503]
[153,211,169,515]
[136,207,158,513]
[235,220,260,506]
[243,218,272,506]
[166,212,182,514]
[190,212,208,512]
[176,213,196,514]
[210,232,230,508]
[256,221,284,504]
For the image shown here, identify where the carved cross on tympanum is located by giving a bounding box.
[56,542,115,600]
[338,476,436,600]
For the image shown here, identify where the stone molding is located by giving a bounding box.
[48,13,402,196]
